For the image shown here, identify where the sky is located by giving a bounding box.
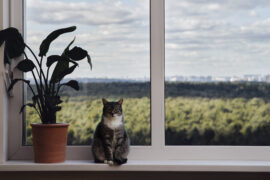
[26,0,150,79]
[26,0,270,79]
[166,0,270,77]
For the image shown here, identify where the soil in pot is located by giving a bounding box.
[31,123,69,163]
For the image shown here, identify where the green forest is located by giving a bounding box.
[25,82,270,146]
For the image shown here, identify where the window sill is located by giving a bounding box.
[1,160,270,172]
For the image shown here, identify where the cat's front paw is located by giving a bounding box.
[114,158,127,165]
[104,160,114,165]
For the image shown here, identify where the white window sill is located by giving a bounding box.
[1,160,270,172]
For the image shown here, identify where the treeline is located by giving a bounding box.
[165,82,270,99]
[27,82,150,100]
[27,81,270,100]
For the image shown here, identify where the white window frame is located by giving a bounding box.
[5,0,270,162]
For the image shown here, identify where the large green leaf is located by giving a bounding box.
[47,55,78,67]
[8,79,30,92]
[67,46,87,60]
[51,64,77,83]
[16,59,35,72]
[62,37,75,55]
[45,95,62,107]
[20,103,35,113]
[47,55,60,67]
[87,54,92,70]
[50,60,69,83]
[0,27,25,64]
[67,46,92,69]
[50,55,78,84]
[39,26,76,57]
[62,80,79,91]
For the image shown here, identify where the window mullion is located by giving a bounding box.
[150,0,165,149]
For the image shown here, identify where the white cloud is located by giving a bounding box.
[26,0,150,79]
[26,0,270,78]
[249,10,257,17]
[27,0,148,26]
[165,0,270,76]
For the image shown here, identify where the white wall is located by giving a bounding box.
[0,0,9,163]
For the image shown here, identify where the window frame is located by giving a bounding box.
[6,0,270,162]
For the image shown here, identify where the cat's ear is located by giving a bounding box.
[118,98,123,105]
[102,98,108,105]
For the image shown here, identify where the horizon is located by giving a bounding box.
[26,74,270,84]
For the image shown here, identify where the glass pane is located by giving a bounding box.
[165,0,270,145]
[24,0,150,145]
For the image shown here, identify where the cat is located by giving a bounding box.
[92,98,130,165]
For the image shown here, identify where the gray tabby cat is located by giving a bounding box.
[92,98,130,165]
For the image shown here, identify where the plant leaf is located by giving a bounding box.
[0,28,25,55]
[0,27,25,64]
[55,106,62,111]
[62,80,79,91]
[87,54,92,70]
[51,64,77,83]
[67,46,92,69]
[39,26,76,57]
[8,79,30,92]
[20,103,35,113]
[47,55,78,67]
[50,55,78,84]
[62,37,76,55]
[47,55,60,67]
[4,48,11,65]
[50,60,69,84]
[16,59,35,72]
[67,46,86,60]
[45,95,62,107]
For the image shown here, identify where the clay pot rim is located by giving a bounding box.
[31,123,69,128]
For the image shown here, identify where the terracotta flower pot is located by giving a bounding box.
[31,123,69,163]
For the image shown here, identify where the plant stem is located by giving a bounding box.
[31,70,46,121]
[25,44,48,91]
[46,66,51,93]
[23,52,43,118]
[33,106,42,120]
[56,82,61,96]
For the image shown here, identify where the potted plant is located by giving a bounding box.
[0,26,92,163]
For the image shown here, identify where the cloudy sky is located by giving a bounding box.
[26,0,270,79]
[26,0,149,79]
[166,0,270,77]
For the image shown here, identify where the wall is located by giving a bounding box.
[0,0,9,164]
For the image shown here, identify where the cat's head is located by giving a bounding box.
[102,98,123,118]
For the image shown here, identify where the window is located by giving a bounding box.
[24,0,150,146]
[165,0,270,145]
[6,0,270,161]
